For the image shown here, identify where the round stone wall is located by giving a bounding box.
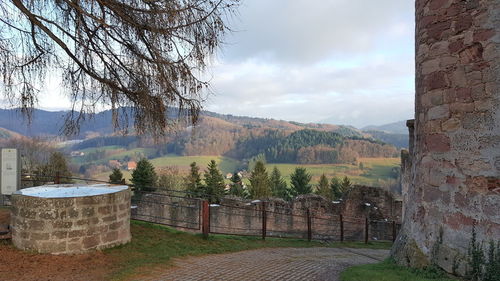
[11,185,131,254]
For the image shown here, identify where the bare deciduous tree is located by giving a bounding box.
[0,0,239,136]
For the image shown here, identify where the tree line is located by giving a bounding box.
[118,158,354,203]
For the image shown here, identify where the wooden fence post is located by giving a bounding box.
[55,172,60,184]
[339,214,344,242]
[392,220,397,242]
[307,209,312,242]
[364,217,369,244]
[262,201,267,240]
[202,200,210,239]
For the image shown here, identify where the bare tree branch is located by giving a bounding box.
[1,0,240,137]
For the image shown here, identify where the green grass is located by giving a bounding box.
[150,155,240,174]
[105,220,393,280]
[341,259,459,281]
[106,220,322,279]
[271,157,400,187]
[72,146,157,165]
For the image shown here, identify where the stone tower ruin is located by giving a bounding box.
[392,0,500,274]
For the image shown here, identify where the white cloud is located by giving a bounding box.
[3,0,416,128]
[207,0,415,127]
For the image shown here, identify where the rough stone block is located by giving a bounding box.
[450,102,475,113]
[449,67,467,87]
[83,235,100,249]
[30,232,50,240]
[29,220,46,231]
[426,134,451,152]
[428,105,449,120]
[102,231,118,243]
[473,29,496,42]
[98,206,111,215]
[52,221,73,229]
[52,231,69,240]
[19,209,37,219]
[459,43,483,63]
[422,58,441,75]
[455,88,472,102]
[81,207,95,217]
[103,215,117,222]
[109,220,124,230]
[441,118,461,131]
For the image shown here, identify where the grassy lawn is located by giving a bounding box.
[341,259,459,281]
[105,220,392,280]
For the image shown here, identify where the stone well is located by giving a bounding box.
[11,184,131,254]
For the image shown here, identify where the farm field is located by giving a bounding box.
[270,157,400,186]
[92,155,399,188]
[72,146,157,165]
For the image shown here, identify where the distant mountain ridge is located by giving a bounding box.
[0,108,363,139]
[361,120,408,134]
[0,108,408,150]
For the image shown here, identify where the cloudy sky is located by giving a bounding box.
[38,0,415,128]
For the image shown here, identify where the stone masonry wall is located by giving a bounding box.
[11,188,131,254]
[133,186,402,241]
[392,0,500,274]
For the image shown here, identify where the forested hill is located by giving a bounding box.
[0,108,403,164]
[70,116,399,165]
[0,108,360,138]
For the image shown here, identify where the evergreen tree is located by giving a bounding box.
[316,174,332,200]
[109,168,124,184]
[228,172,245,197]
[290,167,312,196]
[270,166,290,200]
[331,176,343,200]
[184,162,204,197]
[248,161,271,199]
[131,158,157,192]
[203,160,225,203]
[341,176,352,191]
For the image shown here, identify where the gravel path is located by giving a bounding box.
[139,247,389,281]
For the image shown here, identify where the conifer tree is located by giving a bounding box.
[248,161,271,199]
[290,167,312,196]
[203,160,225,203]
[316,174,332,200]
[228,172,245,198]
[341,176,352,191]
[109,168,124,184]
[331,176,343,200]
[184,162,203,197]
[270,166,290,200]
[131,158,157,192]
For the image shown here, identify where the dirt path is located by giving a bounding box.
[136,247,389,281]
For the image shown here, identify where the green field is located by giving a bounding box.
[72,146,157,165]
[270,157,400,187]
[150,155,240,174]
[94,155,240,182]
[92,154,399,188]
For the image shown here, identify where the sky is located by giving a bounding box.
[36,0,415,128]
